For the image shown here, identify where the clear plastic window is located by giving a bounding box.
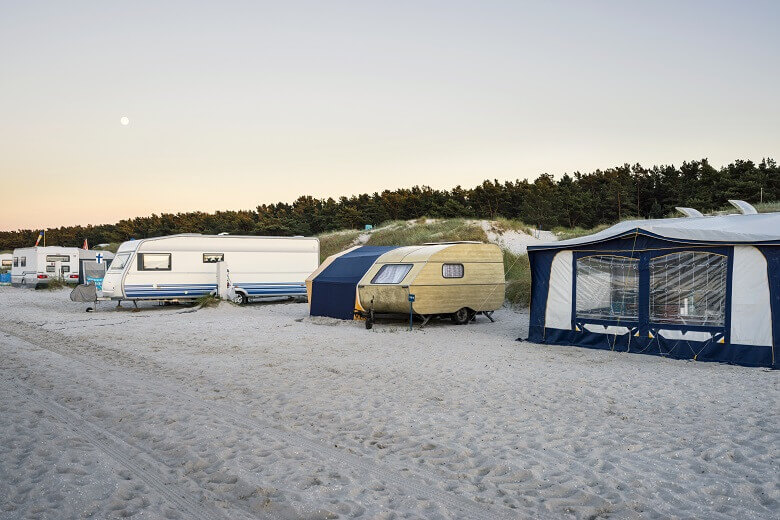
[576,256,638,320]
[650,252,727,326]
[371,264,413,284]
[442,264,464,278]
[139,253,171,271]
[110,253,131,271]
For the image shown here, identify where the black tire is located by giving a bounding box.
[451,307,471,325]
[365,318,373,329]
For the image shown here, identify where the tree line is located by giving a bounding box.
[1,158,777,251]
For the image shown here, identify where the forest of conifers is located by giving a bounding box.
[1,158,778,250]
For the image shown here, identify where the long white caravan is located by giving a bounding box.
[100,234,320,303]
[11,246,82,287]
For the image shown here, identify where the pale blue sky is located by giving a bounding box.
[1,1,778,230]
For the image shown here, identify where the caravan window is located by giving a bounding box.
[138,253,171,271]
[46,255,70,262]
[442,264,464,278]
[13,257,18,267]
[20,257,26,267]
[576,255,639,321]
[203,253,224,263]
[110,253,131,271]
[46,265,55,273]
[371,264,413,284]
[650,252,727,326]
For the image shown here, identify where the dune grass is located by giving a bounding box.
[491,218,536,236]
[551,223,611,241]
[195,294,221,308]
[317,230,362,262]
[41,278,69,291]
[366,218,487,247]
[503,250,532,307]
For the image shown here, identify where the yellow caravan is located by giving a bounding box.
[307,242,505,327]
[358,242,505,328]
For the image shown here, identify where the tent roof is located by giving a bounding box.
[528,212,780,251]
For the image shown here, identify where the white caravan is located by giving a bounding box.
[100,234,320,303]
[11,246,81,287]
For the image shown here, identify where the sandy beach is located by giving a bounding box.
[0,286,777,519]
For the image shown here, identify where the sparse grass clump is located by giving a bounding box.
[491,218,535,236]
[552,223,611,241]
[366,218,487,247]
[503,251,531,307]
[41,278,69,290]
[195,294,221,308]
[317,230,362,262]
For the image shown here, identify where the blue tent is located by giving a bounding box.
[310,246,397,319]
[527,212,779,368]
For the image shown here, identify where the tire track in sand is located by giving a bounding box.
[7,378,239,520]
[1,322,524,520]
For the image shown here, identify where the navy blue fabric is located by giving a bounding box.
[528,250,555,343]
[310,246,397,320]
[540,327,774,367]
[527,233,777,368]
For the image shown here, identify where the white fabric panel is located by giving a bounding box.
[658,330,714,342]
[731,246,773,346]
[583,324,631,335]
[545,251,573,330]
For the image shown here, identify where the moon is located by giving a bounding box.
[120,116,130,126]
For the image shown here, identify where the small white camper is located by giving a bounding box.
[11,246,81,287]
[100,234,319,303]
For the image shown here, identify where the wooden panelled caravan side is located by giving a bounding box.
[357,243,505,318]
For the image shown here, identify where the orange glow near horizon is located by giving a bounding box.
[2,2,778,231]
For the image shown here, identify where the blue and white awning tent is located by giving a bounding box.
[527,212,779,368]
[307,246,398,319]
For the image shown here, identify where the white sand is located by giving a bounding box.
[0,287,777,519]
[480,221,557,255]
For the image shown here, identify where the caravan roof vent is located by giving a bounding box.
[675,207,704,218]
[728,200,758,215]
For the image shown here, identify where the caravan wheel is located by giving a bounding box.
[451,307,471,325]
[232,292,248,305]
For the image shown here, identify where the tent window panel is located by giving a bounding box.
[371,264,413,284]
[138,253,172,271]
[576,256,638,321]
[650,252,727,327]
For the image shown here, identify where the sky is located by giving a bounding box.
[1,0,778,231]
